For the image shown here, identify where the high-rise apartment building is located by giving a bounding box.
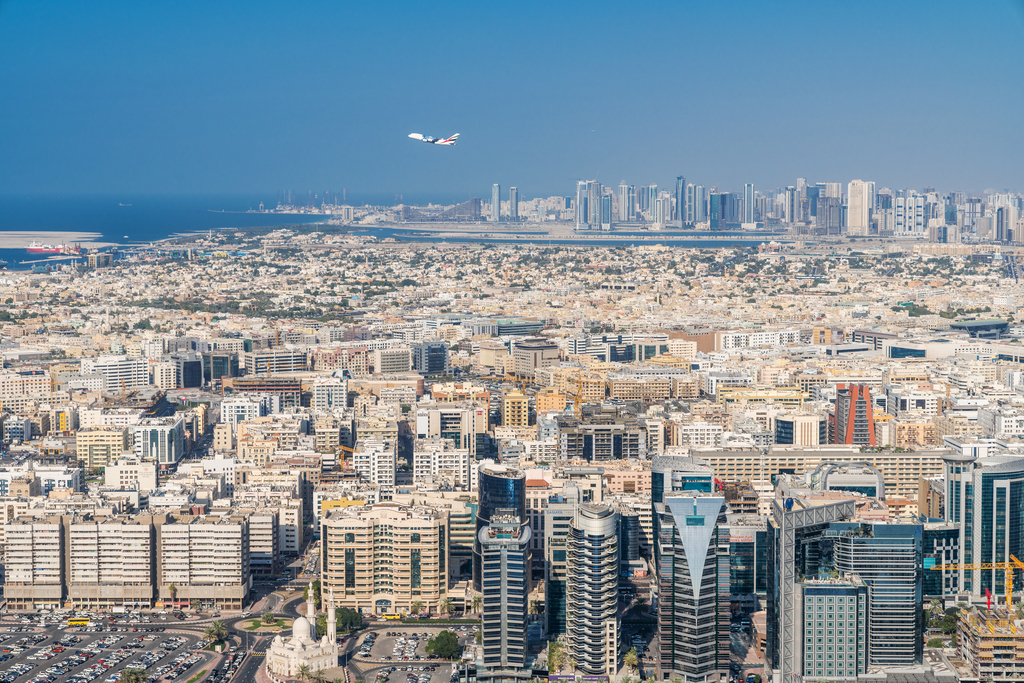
[320,503,448,614]
[565,504,620,677]
[158,514,250,611]
[675,176,686,223]
[501,390,529,427]
[743,183,755,223]
[847,180,872,236]
[491,184,501,222]
[831,385,876,446]
[475,463,531,682]
[894,193,925,236]
[800,576,868,679]
[4,517,65,610]
[508,186,519,222]
[618,183,635,222]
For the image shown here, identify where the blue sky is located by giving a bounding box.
[1,0,1023,200]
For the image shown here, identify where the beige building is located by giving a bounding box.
[502,391,529,427]
[5,517,64,610]
[158,514,250,610]
[76,426,130,470]
[320,503,448,614]
[104,455,159,492]
[67,514,164,609]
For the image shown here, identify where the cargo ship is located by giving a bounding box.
[25,241,82,255]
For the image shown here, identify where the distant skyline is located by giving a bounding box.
[2,1,1024,198]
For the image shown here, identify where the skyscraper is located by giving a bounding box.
[491,184,501,223]
[743,183,755,224]
[601,193,612,230]
[565,504,620,677]
[575,181,591,230]
[784,186,797,224]
[588,182,603,229]
[618,183,634,221]
[675,176,686,224]
[709,192,728,230]
[508,187,519,222]
[831,384,876,446]
[694,185,707,223]
[656,492,730,682]
[684,184,696,224]
[847,180,871,236]
[475,462,531,683]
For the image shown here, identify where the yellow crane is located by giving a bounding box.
[568,368,584,419]
[335,444,358,470]
[930,554,1024,610]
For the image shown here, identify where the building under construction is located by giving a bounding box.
[956,607,1024,682]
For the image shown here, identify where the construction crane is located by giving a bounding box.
[568,368,584,420]
[930,554,1024,610]
[336,444,357,470]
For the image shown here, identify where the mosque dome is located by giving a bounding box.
[292,615,312,642]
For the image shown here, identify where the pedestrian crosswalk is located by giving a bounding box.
[253,651,266,657]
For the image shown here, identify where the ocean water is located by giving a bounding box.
[0,194,328,270]
[0,193,787,270]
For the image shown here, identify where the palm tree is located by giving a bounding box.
[471,595,482,614]
[204,620,228,644]
[624,647,639,674]
[297,664,312,683]
[167,583,177,607]
[261,610,276,625]
[441,597,455,617]
[119,670,148,683]
[566,656,577,675]
[309,668,329,683]
[411,600,424,616]
[547,642,564,673]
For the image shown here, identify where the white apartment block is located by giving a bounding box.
[412,438,472,489]
[674,421,724,446]
[5,519,64,610]
[718,329,802,351]
[977,406,1024,438]
[151,362,176,389]
[104,455,159,492]
[221,396,278,425]
[351,438,396,499]
[310,378,348,411]
[68,517,158,608]
[158,515,250,610]
[132,417,185,468]
[80,356,151,392]
[0,371,51,399]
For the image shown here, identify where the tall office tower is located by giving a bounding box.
[943,441,1024,599]
[684,184,696,224]
[805,184,820,219]
[784,186,797,223]
[675,176,686,223]
[709,192,731,230]
[508,187,519,222]
[816,196,842,235]
[575,181,590,230]
[694,185,708,223]
[656,492,730,682]
[743,183,755,223]
[800,576,868,680]
[491,184,501,222]
[996,205,1019,242]
[796,177,807,200]
[830,384,875,446]
[565,504,620,677]
[475,462,531,683]
[600,193,612,230]
[894,193,926,236]
[618,183,635,221]
[847,180,872,236]
[645,185,658,221]
[833,522,924,666]
[588,182,603,229]
[959,197,983,233]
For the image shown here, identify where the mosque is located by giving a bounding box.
[266,583,339,679]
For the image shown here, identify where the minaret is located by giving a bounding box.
[307,581,316,623]
[327,587,337,655]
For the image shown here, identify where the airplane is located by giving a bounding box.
[408,133,460,146]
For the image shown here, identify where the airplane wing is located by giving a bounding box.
[435,133,460,146]
[408,133,426,142]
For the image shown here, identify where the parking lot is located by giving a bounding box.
[0,625,212,683]
[352,626,475,683]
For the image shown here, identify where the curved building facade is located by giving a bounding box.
[566,504,620,676]
[474,462,526,591]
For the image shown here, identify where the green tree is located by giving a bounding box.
[304,580,322,607]
[204,620,228,644]
[441,597,455,616]
[566,656,577,674]
[309,669,329,683]
[529,600,544,622]
[262,611,276,625]
[547,642,564,673]
[119,670,149,683]
[411,600,424,616]
[471,595,482,614]
[426,630,460,660]
[475,630,482,645]
[297,664,312,683]
[133,318,152,330]
[624,648,639,673]
[927,637,946,648]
